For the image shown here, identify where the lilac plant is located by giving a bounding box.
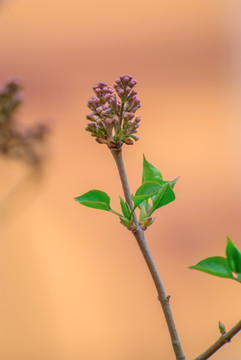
[75,75,241,360]
[0,80,48,166]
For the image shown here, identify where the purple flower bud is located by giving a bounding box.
[102,108,111,116]
[120,74,132,82]
[98,82,107,87]
[128,90,137,98]
[123,112,135,120]
[104,93,111,101]
[118,88,124,95]
[133,96,140,104]
[113,116,120,125]
[96,137,107,144]
[96,106,102,114]
[109,96,116,105]
[123,138,133,145]
[123,76,130,83]
[105,118,113,125]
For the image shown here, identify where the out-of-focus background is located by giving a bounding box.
[0,1,241,359]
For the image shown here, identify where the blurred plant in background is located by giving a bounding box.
[0,80,49,167]
[0,80,50,222]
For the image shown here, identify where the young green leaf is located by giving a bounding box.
[142,155,163,184]
[189,256,233,279]
[163,176,179,189]
[119,196,131,219]
[151,184,175,211]
[218,321,226,335]
[133,181,162,207]
[74,190,111,211]
[139,204,148,222]
[237,273,241,282]
[226,237,241,274]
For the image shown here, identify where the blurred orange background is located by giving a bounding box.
[0,1,241,359]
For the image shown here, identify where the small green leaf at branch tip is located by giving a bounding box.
[226,237,241,274]
[119,196,131,219]
[189,256,233,279]
[74,190,111,211]
[218,321,226,335]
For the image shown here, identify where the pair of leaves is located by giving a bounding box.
[190,237,241,283]
[133,181,175,214]
[132,155,177,216]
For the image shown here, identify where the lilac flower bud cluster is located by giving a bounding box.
[85,75,141,149]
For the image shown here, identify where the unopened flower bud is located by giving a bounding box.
[95,88,101,95]
[96,137,107,144]
[104,93,111,101]
[123,138,133,145]
[118,89,124,95]
[105,118,113,125]
[113,116,120,125]
[96,106,102,114]
[130,79,137,87]
[128,89,137,98]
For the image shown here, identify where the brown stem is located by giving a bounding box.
[194,320,241,360]
[111,147,185,360]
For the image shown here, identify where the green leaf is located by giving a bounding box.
[237,273,241,282]
[218,321,226,334]
[74,190,111,211]
[189,256,233,278]
[133,181,162,207]
[151,184,175,211]
[148,184,168,215]
[119,196,131,219]
[139,204,148,222]
[163,176,179,189]
[226,237,241,274]
[142,155,163,184]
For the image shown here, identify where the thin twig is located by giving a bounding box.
[111,147,186,360]
[194,320,241,360]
